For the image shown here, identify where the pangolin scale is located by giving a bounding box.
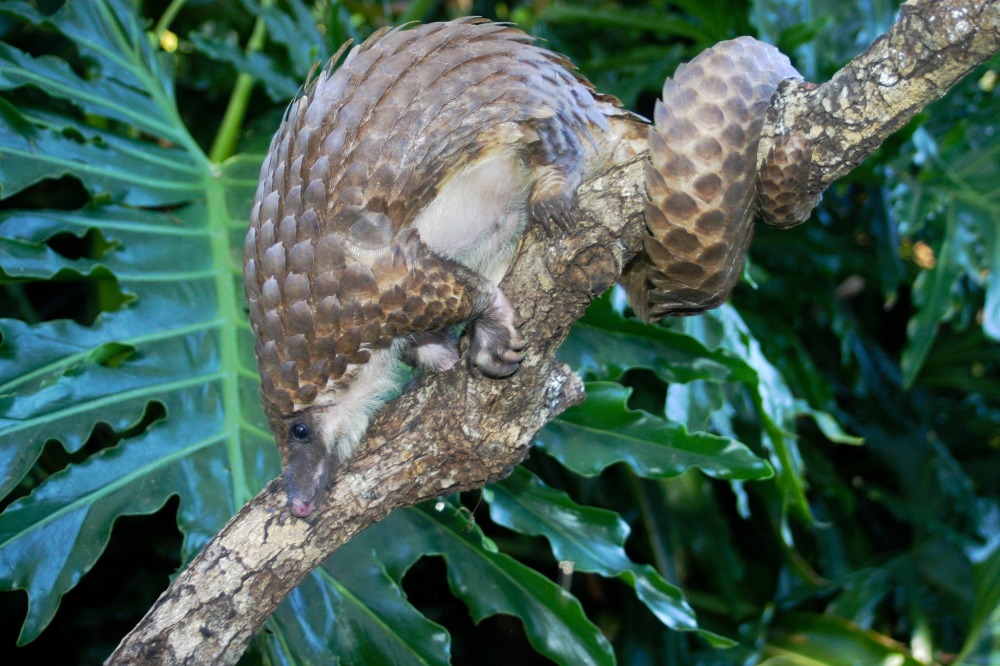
[244,18,814,516]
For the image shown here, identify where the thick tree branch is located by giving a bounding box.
[108,0,999,663]
[759,0,1000,189]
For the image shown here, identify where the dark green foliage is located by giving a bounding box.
[0,1,996,664]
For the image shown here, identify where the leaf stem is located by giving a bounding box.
[153,0,189,39]
[208,9,270,164]
[627,471,674,580]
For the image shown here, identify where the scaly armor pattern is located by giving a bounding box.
[244,20,814,516]
[245,18,627,414]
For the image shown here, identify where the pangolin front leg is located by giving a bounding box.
[458,266,527,378]
[403,245,527,379]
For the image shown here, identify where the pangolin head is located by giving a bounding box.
[260,400,331,518]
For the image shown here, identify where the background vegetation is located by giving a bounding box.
[0,0,997,663]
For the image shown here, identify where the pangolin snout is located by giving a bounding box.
[284,454,332,518]
[289,496,317,518]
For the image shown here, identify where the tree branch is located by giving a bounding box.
[108,0,999,663]
[760,0,1000,189]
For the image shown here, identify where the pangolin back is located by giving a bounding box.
[244,19,625,412]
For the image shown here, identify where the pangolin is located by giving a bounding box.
[243,18,814,517]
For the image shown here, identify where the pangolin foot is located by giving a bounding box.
[470,288,525,377]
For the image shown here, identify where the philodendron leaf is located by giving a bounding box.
[562,295,820,535]
[0,392,236,642]
[189,0,335,104]
[260,547,451,665]
[352,503,616,666]
[539,382,773,481]
[0,0,276,642]
[559,293,757,385]
[487,466,735,647]
[901,201,976,386]
[955,528,1000,665]
[793,402,864,446]
[762,613,923,666]
[251,0,332,78]
[188,34,300,103]
[676,307,816,531]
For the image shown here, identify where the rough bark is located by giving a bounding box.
[759,0,1000,192]
[108,0,1000,663]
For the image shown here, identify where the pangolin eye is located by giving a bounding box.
[290,422,310,441]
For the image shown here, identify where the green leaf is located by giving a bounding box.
[824,567,897,627]
[0,0,271,642]
[188,34,300,104]
[752,0,898,79]
[540,381,772,481]
[561,295,818,535]
[540,4,712,44]
[261,547,451,665]
[762,613,923,666]
[889,117,1000,384]
[352,503,616,666]
[0,1,178,120]
[901,202,973,386]
[488,467,735,647]
[686,307,815,530]
[251,0,331,76]
[0,393,236,643]
[0,107,204,205]
[559,292,757,385]
[794,403,864,446]
[984,214,1000,339]
[189,0,338,105]
[955,527,1000,665]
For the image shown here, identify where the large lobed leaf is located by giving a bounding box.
[540,381,773,481]
[0,0,272,644]
[350,502,617,666]
[558,293,842,535]
[261,545,452,665]
[487,466,736,647]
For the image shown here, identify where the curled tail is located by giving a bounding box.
[627,37,820,320]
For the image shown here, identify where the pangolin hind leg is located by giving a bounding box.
[526,164,580,234]
[403,330,460,373]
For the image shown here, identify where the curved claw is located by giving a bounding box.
[469,286,526,378]
[530,196,576,235]
[471,335,526,378]
[473,354,523,378]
